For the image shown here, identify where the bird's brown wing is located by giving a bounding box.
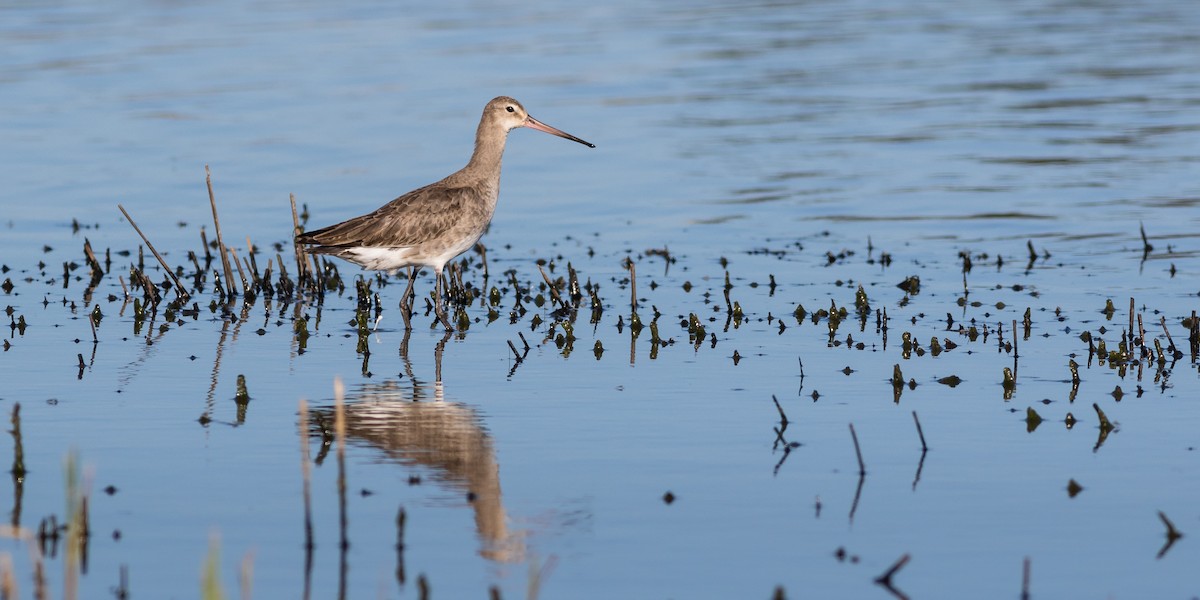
[296,182,475,250]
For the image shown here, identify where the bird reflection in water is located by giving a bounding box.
[311,331,523,563]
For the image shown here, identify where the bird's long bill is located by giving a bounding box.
[524,115,596,148]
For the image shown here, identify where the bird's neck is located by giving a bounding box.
[463,122,509,184]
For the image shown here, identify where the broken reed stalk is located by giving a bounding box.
[1137,313,1146,353]
[82,238,101,274]
[626,257,637,312]
[227,246,249,296]
[1159,316,1176,351]
[1128,297,1135,350]
[537,263,565,308]
[200,228,212,262]
[912,411,927,451]
[245,235,262,286]
[116,204,190,301]
[298,400,314,552]
[242,255,259,289]
[206,165,236,294]
[290,193,312,284]
[849,423,866,475]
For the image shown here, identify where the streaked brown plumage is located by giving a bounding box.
[296,96,593,330]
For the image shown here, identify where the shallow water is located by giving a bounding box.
[2,1,1199,598]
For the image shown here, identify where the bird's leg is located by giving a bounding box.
[433,269,454,331]
[398,266,417,330]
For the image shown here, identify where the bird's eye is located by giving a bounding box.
[506,106,515,113]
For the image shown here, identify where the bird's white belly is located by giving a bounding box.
[342,247,421,273]
[343,231,483,274]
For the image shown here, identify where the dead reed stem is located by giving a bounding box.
[206,165,236,294]
[228,246,249,296]
[537,264,565,308]
[626,257,637,312]
[1160,316,1176,351]
[245,235,262,286]
[116,204,190,301]
[1128,297,1135,349]
[88,307,98,344]
[290,193,312,284]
